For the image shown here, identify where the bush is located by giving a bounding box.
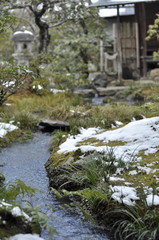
[0,62,32,106]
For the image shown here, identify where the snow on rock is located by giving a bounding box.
[11,206,32,222]
[13,30,33,36]
[0,201,32,222]
[7,234,45,240]
[0,122,18,138]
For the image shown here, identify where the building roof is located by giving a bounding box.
[91,0,157,7]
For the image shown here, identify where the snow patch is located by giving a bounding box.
[110,185,139,206]
[7,234,44,240]
[58,117,159,163]
[0,122,18,138]
[146,194,159,206]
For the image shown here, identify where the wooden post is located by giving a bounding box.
[135,22,140,68]
[117,5,122,81]
[100,40,104,72]
[141,2,147,77]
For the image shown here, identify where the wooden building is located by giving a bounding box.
[92,0,159,80]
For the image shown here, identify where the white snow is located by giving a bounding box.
[7,234,45,240]
[137,166,152,174]
[129,170,138,175]
[109,176,125,181]
[37,85,43,90]
[58,116,159,163]
[50,88,65,93]
[146,194,159,206]
[11,206,32,222]
[3,81,15,87]
[0,201,11,207]
[110,185,139,206]
[0,200,31,222]
[111,120,123,128]
[58,127,101,154]
[57,116,159,206]
[0,122,18,138]
[32,85,43,90]
[13,30,33,36]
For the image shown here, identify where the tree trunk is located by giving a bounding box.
[36,18,50,53]
[37,19,50,53]
[29,4,51,53]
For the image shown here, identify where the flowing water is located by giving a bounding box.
[0,131,111,240]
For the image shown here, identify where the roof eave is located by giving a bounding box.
[91,0,157,8]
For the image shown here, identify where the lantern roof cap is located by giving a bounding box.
[12,27,34,42]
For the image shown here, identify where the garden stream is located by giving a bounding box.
[0,131,111,240]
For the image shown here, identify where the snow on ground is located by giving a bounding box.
[146,194,159,206]
[58,116,159,161]
[58,127,101,154]
[110,185,139,206]
[58,116,159,206]
[0,122,18,138]
[7,234,44,240]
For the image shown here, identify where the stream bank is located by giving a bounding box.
[0,131,110,240]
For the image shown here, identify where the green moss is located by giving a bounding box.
[113,149,159,190]
[0,227,22,239]
[77,138,127,148]
[48,150,74,167]
[0,129,22,148]
[106,140,127,147]
[76,138,106,147]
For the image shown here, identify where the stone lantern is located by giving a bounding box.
[12,27,34,66]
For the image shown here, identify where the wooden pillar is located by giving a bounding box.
[141,2,147,77]
[117,5,122,81]
[100,40,104,72]
[135,22,140,69]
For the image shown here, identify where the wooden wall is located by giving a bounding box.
[136,2,159,76]
[104,1,159,79]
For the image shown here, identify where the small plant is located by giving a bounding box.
[24,202,56,239]
[108,203,159,240]
[77,149,126,185]
[0,62,32,106]
[13,111,38,130]
[49,130,68,151]
[0,179,55,239]
[0,179,35,203]
[31,77,50,95]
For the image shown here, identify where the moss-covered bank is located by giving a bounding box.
[45,116,159,240]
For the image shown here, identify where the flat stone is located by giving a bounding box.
[74,89,95,98]
[96,86,129,97]
[39,119,70,132]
